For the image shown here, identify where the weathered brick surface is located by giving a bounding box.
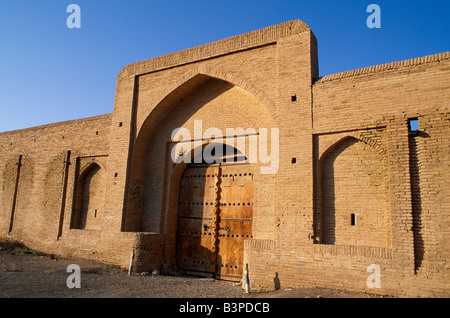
[0,20,448,297]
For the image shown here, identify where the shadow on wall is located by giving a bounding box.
[408,127,430,273]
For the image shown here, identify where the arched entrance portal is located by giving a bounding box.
[176,148,253,281]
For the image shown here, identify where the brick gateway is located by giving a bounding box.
[0,20,448,297]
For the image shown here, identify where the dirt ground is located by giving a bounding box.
[0,241,381,299]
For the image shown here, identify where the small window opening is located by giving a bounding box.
[118,122,123,127]
[350,214,356,226]
[291,95,297,102]
[408,118,419,133]
[291,158,296,164]
[114,173,118,178]
[93,209,97,218]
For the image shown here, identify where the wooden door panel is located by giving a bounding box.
[220,166,253,220]
[215,165,253,280]
[176,166,218,274]
[216,219,252,280]
[220,203,253,221]
[176,218,215,272]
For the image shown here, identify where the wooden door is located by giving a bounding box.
[176,163,253,281]
[215,164,254,281]
[176,165,219,274]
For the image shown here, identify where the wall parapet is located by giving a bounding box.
[117,20,311,79]
[315,51,450,84]
[0,113,112,136]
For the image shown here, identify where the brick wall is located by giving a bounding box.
[242,51,449,297]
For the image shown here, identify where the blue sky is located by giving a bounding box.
[0,0,449,132]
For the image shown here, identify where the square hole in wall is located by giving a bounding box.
[291,95,297,102]
[350,214,356,226]
[408,118,419,133]
[291,158,296,164]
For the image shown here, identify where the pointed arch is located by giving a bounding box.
[319,134,386,163]
[71,162,106,230]
[318,136,391,248]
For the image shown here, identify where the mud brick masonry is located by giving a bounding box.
[0,20,449,297]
